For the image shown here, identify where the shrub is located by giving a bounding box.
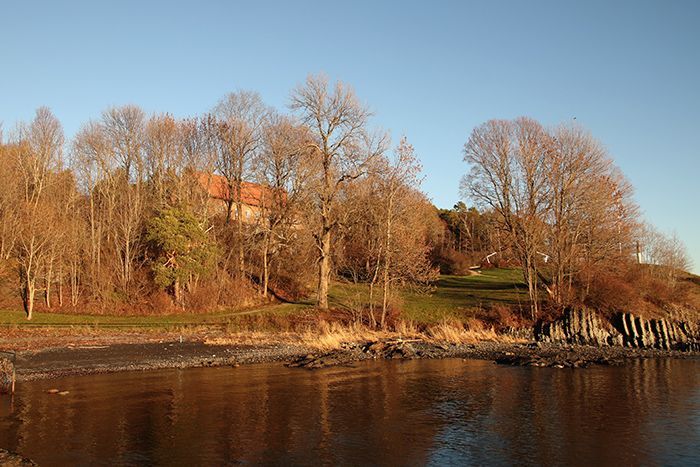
[431,248,475,275]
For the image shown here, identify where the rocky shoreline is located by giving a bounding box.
[4,337,697,383]
[1,306,697,384]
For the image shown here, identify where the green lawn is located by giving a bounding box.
[0,268,528,327]
[329,268,529,323]
[0,302,306,327]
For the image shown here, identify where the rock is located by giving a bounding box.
[535,307,619,347]
[0,449,37,466]
[612,312,700,352]
[535,308,699,352]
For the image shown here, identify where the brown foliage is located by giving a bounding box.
[431,248,474,275]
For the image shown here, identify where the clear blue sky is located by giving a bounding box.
[1,0,699,272]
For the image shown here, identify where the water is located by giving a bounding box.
[1,358,698,466]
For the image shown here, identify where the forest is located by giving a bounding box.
[0,75,692,324]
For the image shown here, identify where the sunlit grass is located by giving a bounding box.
[0,302,306,327]
[0,269,529,327]
[330,268,529,323]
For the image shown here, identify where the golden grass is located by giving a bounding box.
[425,319,525,345]
[204,318,524,351]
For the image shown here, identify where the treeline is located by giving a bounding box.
[460,117,691,318]
[0,76,692,322]
[0,76,439,324]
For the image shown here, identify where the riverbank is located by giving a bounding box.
[7,332,697,382]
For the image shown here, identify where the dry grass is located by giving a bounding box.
[3,313,526,352]
[204,318,523,351]
[425,319,525,345]
[298,321,389,350]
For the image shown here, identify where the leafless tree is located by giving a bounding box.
[255,113,314,297]
[290,74,386,309]
[462,118,549,318]
[377,137,432,326]
[212,91,268,278]
[13,108,64,318]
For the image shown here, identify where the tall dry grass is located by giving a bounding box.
[424,319,520,344]
[206,317,525,350]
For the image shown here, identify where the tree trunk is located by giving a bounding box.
[317,227,331,309]
[225,199,233,225]
[21,269,36,320]
[58,278,64,307]
[44,257,54,308]
[368,258,381,327]
[381,196,394,329]
[236,199,245,279]
[174,277,182,308]
[522,254,539,320]
[70,260,79,307]
[26,285,35,320]
[262,235,269,298]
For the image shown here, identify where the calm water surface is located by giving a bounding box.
[0,358,698,466]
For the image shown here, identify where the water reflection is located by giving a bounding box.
[0,358,698,466]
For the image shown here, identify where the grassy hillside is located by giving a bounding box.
[0,303,306,327]
[0,268,530,327]
[329,268,529,323]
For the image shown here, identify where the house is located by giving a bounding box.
[197,173,282,222]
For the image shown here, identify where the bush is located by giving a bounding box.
[476,303,523,329]
[185,283,219,313]
[268,275,310,302]
[431,248,475,275]
[147,290,177,314]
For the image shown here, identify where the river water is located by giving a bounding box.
[1,358,698,466]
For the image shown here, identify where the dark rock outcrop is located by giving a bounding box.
[535,308,699,351]
[612,313,700,351]
[535,308,620,347]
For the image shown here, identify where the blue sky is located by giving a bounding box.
[1,0,699,272]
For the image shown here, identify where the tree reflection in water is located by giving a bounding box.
[0,358,698,466]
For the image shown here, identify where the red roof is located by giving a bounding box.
[198,173,281,207]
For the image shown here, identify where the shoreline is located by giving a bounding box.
[8,338,699,382]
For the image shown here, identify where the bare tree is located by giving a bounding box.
[378,137,429,326]
[71,107,146,300]
[462,118,549,319]
[212,91,268,278]
[641,225,691,286]
[103,106,146,294]
[13,108,64,319]
[256,113,313,297]
[544,124,613,304]
[290,74,386,309]
[0,143,21,263]
[144,113,182,207]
